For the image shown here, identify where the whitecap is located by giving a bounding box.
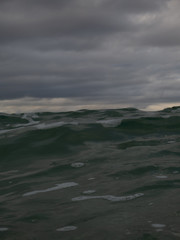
[71,162,84,168]
[23,182,78,197]
[35,121,78,130]
[96,119,122,127]
[72,193,144,202]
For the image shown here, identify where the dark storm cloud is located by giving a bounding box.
[0,0,134,45]
[0,0,171,44]
[0,0,180,111]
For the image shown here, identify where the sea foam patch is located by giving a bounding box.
[56,226,77,232]
[151,223,166,232]
[88,177,95,180]
[0,129,12,134]
[83,190,96,194]
[151,224,166,228]
[155,175,168,179]
[23,182,78,196]
[0,227,8,231]
[71,162,84,168]
[172,232,180,237]
[72,193,144,202]
[35,121,78,130]
[35,121,65,129]
[167,140,175,144]
[96,119,122,127]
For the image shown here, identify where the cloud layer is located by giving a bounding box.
[0,0,180,112]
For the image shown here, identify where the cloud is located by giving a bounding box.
[103,0,170,13]
[0,0,180,112]
[0,0,134,45]
[0,97,132,113]
[137,0,180,47]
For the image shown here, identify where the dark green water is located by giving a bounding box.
[0,107,180,239]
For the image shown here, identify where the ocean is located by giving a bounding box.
[0,107,180,240]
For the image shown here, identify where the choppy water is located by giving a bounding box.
[0,107,180,240]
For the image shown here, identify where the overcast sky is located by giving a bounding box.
[1,0,180,113]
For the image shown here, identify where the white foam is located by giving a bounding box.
[0,170,19,176]
[71,162,84,168]
[151,224,166,228]
[0,227,8,231]
[56,226,77,232]
[22,113,38,121]
[88,177,95,180]
[23,182,78,196]
[172,232,180,237]
[155,175,168,179]
[35,121,78,130]
[96,119,122,127]
[173,171,179,174]
[35,122,65,130]
[0,122,37,135]
[14,121,38,128]
[0,129,12,134]
[156,229,163,232]
[20,113,39,127]
[72,193,144,202]
[83,190,96,194]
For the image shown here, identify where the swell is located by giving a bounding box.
[116,116,180,134]
[1,107,180,172]
[1,107,180,240]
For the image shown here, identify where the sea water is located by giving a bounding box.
[0,107,180,239]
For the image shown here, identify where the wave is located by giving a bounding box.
[1,107,180,239]
[0,107,180,167]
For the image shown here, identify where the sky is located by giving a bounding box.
[0,0,180,113]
